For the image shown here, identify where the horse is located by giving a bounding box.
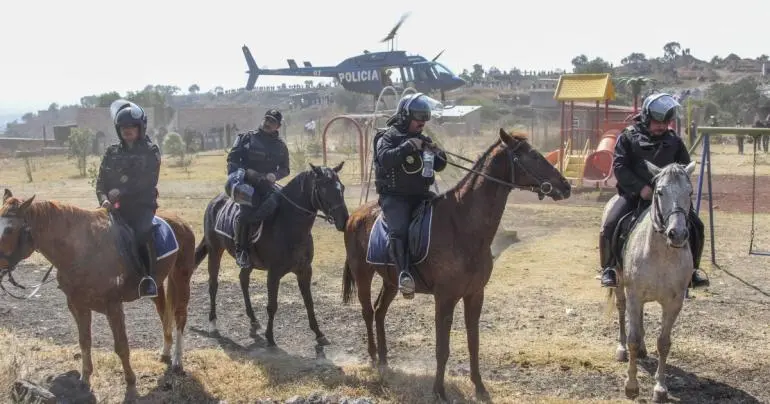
[0,189,197,392]
[603,161,696,402]
[194,162,349,346]
[342,129,571,401]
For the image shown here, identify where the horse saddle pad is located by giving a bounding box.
[611,207,649,270]
[366,201,434,266]
[214,198,263,244]
[113,215,179,264]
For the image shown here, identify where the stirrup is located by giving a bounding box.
[600,268,618,288]
[138,276,158,298]
[399,271,415,298]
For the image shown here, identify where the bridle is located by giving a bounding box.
[272,172,346,225]
[437,141,557,199]
[650,180,690,237]
[0,214,55,300]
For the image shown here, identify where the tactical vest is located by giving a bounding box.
[373,128,435,197]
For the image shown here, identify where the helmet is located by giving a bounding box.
[110,99,147,138]
[397,93,433,122]
[264,108,282,125]
[641,93,680,124]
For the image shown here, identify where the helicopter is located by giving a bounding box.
[241,13,466,102]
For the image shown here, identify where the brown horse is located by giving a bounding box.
[0,189,196,392]
[342,129,571,401]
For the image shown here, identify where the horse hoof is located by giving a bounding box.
[159,354,172,364]
[638,348,648,359]
[615,348,628,362]
[475,387,491,402]
[625,386,639,399]
[316,336,331,346]
[250,321,261,331]
[172,365,185,376]
[433,390,448,403]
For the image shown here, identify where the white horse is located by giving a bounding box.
[603,161,696,402]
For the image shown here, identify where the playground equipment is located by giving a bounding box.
[547,73,633,189]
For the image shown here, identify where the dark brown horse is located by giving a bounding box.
[0,189,197,393]
[342,129,571,401]
[194,163,349,346]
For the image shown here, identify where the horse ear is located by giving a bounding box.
[3,189,11,203]
[308,163,323,175]
[645,161,662,177]
[499,128,514,146]
[333,161,345,173]
[684,161,696,176]
[19,194,35,211]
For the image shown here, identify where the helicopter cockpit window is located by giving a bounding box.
[433,63,453,76]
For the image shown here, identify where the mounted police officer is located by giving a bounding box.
[599,93,709,288]
[373,93,447,297]
[226,109,290,269]
[96,100,161,298]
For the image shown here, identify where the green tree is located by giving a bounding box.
[68,128,95,177]
[188,84,200,94]
[571,55,612,74]
[163,132,189,167]
[616,76,656,112]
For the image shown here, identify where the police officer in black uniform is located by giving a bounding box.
[373,93,447,297]
[599,93,709,288]
[226,109,290,269]
[96,100,161,298]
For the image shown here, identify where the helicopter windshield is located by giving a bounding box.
[433,62,453,76]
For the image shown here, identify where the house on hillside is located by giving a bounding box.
[436,105,482,136]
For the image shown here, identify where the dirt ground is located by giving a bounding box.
[1,144,769,403]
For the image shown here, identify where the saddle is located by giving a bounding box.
[610,206,649,271]
[110,212,156,274]
[366,199,434,266]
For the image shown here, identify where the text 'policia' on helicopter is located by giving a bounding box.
[239,12,466,102]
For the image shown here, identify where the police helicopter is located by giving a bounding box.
[241,13,466,103]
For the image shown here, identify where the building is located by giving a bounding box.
[436,105,482,136]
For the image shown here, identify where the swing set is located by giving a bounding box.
[692,126,770,264]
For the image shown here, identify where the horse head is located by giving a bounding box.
[0,189,37,270]
[308,161,349,231]
[498,128,571,201]
[645,161,696,248]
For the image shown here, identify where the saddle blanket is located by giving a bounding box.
[366,203,433,266]
[153,216,179,260]
[213,199,263,243]
[612,206,650,269]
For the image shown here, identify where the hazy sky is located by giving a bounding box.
[1,0,767,114]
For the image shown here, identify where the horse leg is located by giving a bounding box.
[151,285,173,364]
[653,299,683,403]
[264,269,282,346]
[638,308,648,359]
[238,267,261,336]
[355,267,377,365]
[463,290,489,400]
[207,246,224,334]
[66,300,93,385]
[624,298,643,399]
[105,302,136,388]
[615,289,628,362]
[169,266,192,373]
[433,296,460,402]
[373,281,398,369]
[296,266,329,345]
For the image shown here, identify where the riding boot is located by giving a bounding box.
[138,232,159,298]
[252,192,280,224]
[388,237,415,298]
[235,216,251,270]
[689,222,709,288]
[599,233,618,288]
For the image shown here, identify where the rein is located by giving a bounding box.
[271,177,342,225]
[0,218,56,300]
[651,187,688,234]
[437,147,554,197]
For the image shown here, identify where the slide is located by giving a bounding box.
[582,129,620,181]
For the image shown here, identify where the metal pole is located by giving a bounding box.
[705,134,716,264]
[695,132,707,214]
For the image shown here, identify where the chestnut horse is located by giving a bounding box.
[342,129,571,401]
[0,189,196,392]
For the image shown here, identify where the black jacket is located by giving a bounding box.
[613,119,690,198]
[227,129,289,190]
[95,136,161,210]
[374,126,447,197]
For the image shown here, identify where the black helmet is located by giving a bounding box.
[264,108,282,125]
[397,93,432,122]
[641,93,680,124]
[112,100,147,138]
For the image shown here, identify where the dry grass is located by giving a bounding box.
[1,134,769,403]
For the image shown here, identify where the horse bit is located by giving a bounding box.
[0,216,55,300]
[272,176,344,225]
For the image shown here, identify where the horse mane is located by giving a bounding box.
[448,133,528,198]
[652,163,687,183]
[27,200,108,232]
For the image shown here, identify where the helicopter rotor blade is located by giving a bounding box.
[432,49,445,62]
[380,12,411,43]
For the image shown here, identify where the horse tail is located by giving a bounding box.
[194,239,209,267]
[604,287,616,319]
[342,259,355,304]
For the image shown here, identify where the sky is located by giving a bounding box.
[1,0,768,115]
